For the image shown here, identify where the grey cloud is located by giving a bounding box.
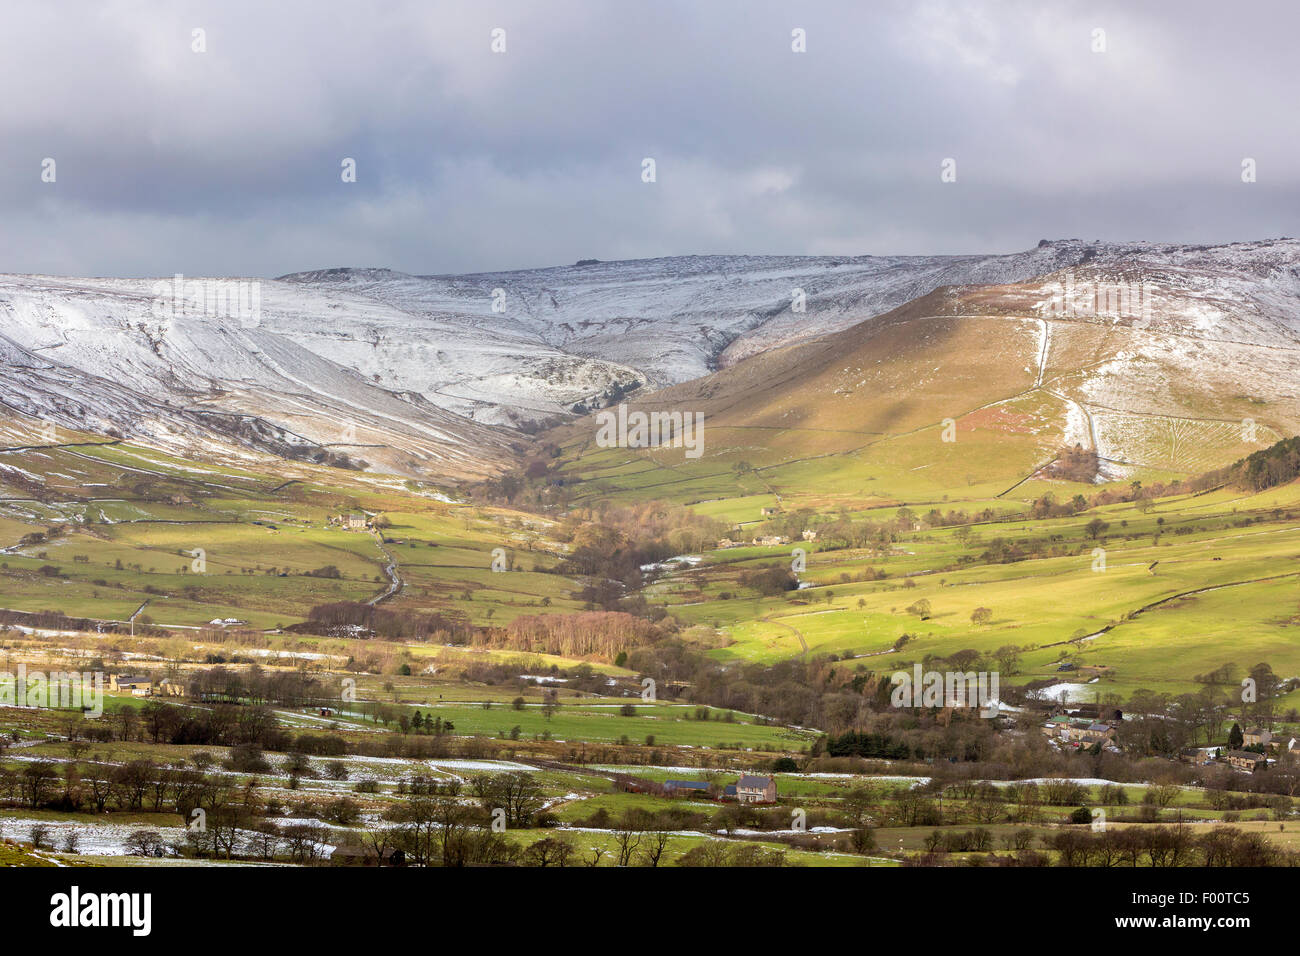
[1,0,1297,277]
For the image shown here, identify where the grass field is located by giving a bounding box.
[3,407,1298,701]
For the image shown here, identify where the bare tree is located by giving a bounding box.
[613,821,642,867]
[639,830,673,867]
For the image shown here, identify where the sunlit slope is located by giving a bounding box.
[653,481,1300,694]
[543,266,1300,695]
[551,291,1075,505]
[0,415,579,629]
[550,258,1298,507]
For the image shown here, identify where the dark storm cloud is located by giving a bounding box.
[0,0,1297,277]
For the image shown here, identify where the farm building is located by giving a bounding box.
[330,843,405,866]
[1068,703,1123,723]
[330,513,369,531]
[1271,734,1300,756]
[612,774,661,794]
[664,780,711,796]
[109,674,153,696]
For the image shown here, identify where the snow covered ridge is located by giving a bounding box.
[0,274,518,480]
[279,242,1113,398]
[3,238,1299,480]
[272,238,1300,395]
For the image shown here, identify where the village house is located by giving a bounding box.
[1243,727,1272,748]
[1056,720,1094,744]
[751,535,790,547]
[1079,722,1116,747]
[1225,750,1267,773]
[716,538,738,549]
[735,774,777,804]
[760,506,780,516]
[1044,719,1116,749]
[1063,721,1087,742]
[800,529,818,541]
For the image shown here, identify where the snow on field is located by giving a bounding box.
[0,816,184,856]
[240,648,332,661]
[560,825,707,838]
[984,777,1138,788]
[0,462,43,482]
[1060,397,1091,450]
[1032,680,1099,703]
[333,754,417,768]
[428,758,536,773]
[729,826,852,836]
[272,708,379,730]
[586,765,930,786]
[589,764,718,775]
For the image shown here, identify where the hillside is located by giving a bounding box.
[2,239,1298,485]
[545,244,1300,506]
[0,275,519,480]
[279,240,1141,419]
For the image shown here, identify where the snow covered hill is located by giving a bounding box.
[0,275,517,479]
[280,242,1108,412]
[546,238,1300,486]
[280,238,1300,417]
[1,238,1297,480]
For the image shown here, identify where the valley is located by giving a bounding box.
[2,239,1300,869]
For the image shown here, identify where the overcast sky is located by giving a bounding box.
[2,0,1297,277]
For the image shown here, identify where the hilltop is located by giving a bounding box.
[2,239,1299,486]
